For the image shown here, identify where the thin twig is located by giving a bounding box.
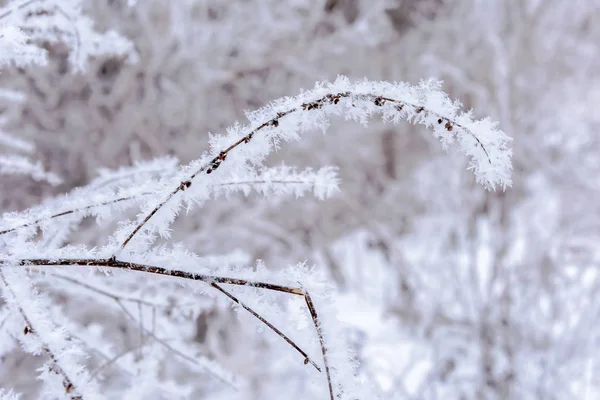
[0,270,83,399]
[116,91,492,253]
[27,260,318,369]
[304,290,334,400]
[210,282,321,372]
[0,179,311,235]
[1,258,337,396]
[0,0,38,20]
[88,344,145,380]
[2,258,304,295]
[51,273,169,308]
[0,195,139,235]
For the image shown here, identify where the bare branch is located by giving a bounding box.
[304,290,334,400]
[2,261,321,360]
[2,258,304,295]
[210,282,321,372]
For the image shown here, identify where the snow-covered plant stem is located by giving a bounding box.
[117,78,511,254]
[0,77,512,399]
[0,257,332,398]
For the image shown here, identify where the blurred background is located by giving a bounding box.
[1,0,600,398]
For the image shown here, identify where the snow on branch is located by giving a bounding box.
[0,162,338,237]
[0,256,336,398]
[116,76,512,254]
[0,0,137,70]
[0,76,513,399]
[0,155,61,185]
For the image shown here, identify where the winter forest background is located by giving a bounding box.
[0,0,598,399]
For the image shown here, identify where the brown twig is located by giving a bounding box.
[2,257,336,396]
[56,268,318,383]
[210,282,321,372]
[3,258,304,295]
[0,270,82,399]
[0,90,495,399]
[2,259,315,360]
[116,91,492,253]
[304,290,334,400]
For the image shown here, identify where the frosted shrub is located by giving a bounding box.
[0,70,512,398]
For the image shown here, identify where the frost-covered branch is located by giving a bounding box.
[0,258,305,295]
[116,77,512,254]
[0,155,62,185]
[0,75,513,398]
[0,165,338,235]
[0,257,333,394]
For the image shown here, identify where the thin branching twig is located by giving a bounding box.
[1,258,326,380]
[210,282,321,372]
[54,271,321,372]
[0,196,137,236]
[0,179,314,235]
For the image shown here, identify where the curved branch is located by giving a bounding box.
[117,85,506,253]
